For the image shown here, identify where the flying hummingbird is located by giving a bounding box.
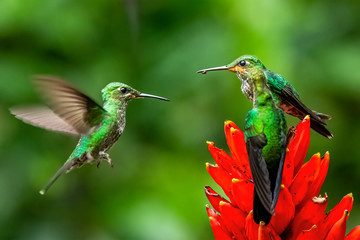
[197,55,332,139]
[239,63,287,225]
[10,76,169,194]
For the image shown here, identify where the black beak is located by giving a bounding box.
[196,66,229,74]
[137,93,170,101]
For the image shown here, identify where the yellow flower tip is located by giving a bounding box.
[347,193,354,200]
[286,148,290,152]
[206,141,214,146]
[304,115,310,121]
[225,120,233,126]
[281,184,285,189]
[230,127,237,134]
[205,163,218,168]
[259,221,265,226]
[232,178,240,183]
[315,152,321,157]
[311,225,317,230]
[209,216,215,221]
[219,201,227,206]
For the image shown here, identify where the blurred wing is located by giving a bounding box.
[245,131,274,215]
[10,106,79,136]
[34,75,106,134]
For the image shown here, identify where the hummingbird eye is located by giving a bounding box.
[119,87,127,94]
[239,60,246,67]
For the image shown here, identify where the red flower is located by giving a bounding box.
[205,117,359,240]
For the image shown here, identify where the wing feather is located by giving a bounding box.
[271,132,287,210]
[266,72,332,138]
[34,75,106,134]
[10,106,79,135]
[246,133,274,215]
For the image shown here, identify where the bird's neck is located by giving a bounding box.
[251,73,274,108]
[103,99,128,135]
[104,99,128,118]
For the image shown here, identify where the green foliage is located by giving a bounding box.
[1,0,360,239]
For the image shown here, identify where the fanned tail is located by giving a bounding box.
[39,159,75,195]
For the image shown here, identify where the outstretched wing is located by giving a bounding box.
[245,128,274,215]
[34,75,106,134]
[10,106,79,135]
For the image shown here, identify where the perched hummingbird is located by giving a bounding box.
[197,55,332,139]
[10,76,169,194]
[240,64,287,224]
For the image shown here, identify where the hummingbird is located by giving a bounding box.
[197,55,332,139]
[240,63,287,224]
[10,76,169,194]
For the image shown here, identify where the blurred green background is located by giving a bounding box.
[1,0,360,239]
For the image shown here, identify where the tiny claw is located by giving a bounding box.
[99,151,113,167]
[286,126,296,146]
[106,157,114,168]
[105,157,113,167]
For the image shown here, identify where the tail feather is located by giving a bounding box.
[253,190,272,225]
[313,111,332,121]
[39,159,75,195]
[310,119,333,139]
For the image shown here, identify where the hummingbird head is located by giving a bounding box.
[197,55,266,82]
[102,82,169,103]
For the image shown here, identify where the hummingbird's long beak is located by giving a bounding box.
[196,66,229,74]
[137,93,170,101]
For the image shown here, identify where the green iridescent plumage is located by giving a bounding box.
[242,64,287,225]
[10,76,169,194]
[197,55,332,139]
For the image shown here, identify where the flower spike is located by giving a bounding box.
[205,120,359,240]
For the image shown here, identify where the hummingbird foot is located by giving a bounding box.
[98,151,113,168]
